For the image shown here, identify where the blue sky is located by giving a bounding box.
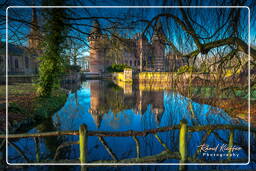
[0,0,255,59]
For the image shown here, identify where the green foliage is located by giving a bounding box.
[106,64,131,72]
[177,65,196,74]
[9,103,27,114]
[33,89,67,119]
[37,0,69,97]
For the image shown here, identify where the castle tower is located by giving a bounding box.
[137,34,148,72]
[27,8,40,49]
[88,20,106,73]
[88,80,104,128]
[152,22,166,71]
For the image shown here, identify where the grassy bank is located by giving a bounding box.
[0,83,67,132]
[8,89,67,119]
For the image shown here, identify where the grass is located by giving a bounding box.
[31,89,67,119]
[0,83,36,102]
[0,83,67,131]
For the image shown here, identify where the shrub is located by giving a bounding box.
[107,64,131,72]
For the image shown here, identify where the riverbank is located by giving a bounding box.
[0,83,67,133]
[113,75,256,126]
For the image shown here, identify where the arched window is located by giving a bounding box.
[143,60,146,66]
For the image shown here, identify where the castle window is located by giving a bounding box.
[15,59,19,68]
[130,60,132,66]
[134,60,136,66]
[25,56,29,68]
[138,60,140,65]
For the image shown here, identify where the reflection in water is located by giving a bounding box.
[88,80,165,127]
[36,118,59,156]
[7,80,255,170]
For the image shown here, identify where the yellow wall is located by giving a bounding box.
[138,72,172,82]
[113,69,133,82]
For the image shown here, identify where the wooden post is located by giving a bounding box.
[179,119,188,171]
[34,137,40,162]
[228,129,234,160]
[79,124,88,167]
[132,136,140,158]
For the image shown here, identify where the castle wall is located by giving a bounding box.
[152,40,165,71]
[88,29,168,73]
[89,40,105,73]
[2,50,38,75]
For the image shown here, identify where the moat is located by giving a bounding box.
[6,80,254,170]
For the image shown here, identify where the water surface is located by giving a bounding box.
[8,80,254,170]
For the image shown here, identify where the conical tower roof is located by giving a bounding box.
[30,8,39,34]
[27,8,41,50]
[152,21,165,41]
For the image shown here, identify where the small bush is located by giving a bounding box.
[107,64,131,73]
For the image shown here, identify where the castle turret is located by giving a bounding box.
[152,22,166,71]
[88,80,104,128]
[88,20,106,73]
[27,8,40,49]
[136,34,149,72]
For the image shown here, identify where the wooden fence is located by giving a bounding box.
[0,119,255,167]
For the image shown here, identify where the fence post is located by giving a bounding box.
[34,137,40,162]
[179,119,188,171]
[79,124,88,165]
[228,129,234,160]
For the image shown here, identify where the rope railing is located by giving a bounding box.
[1,120,254,166]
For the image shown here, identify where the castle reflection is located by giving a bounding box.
[88,80,164,128]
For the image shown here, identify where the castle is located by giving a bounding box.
[0,14,187,76]
[88,20,187,73]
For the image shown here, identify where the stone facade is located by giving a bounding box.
[0,43,39,75]
[166,53,188,72]
[88,21,170,73]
